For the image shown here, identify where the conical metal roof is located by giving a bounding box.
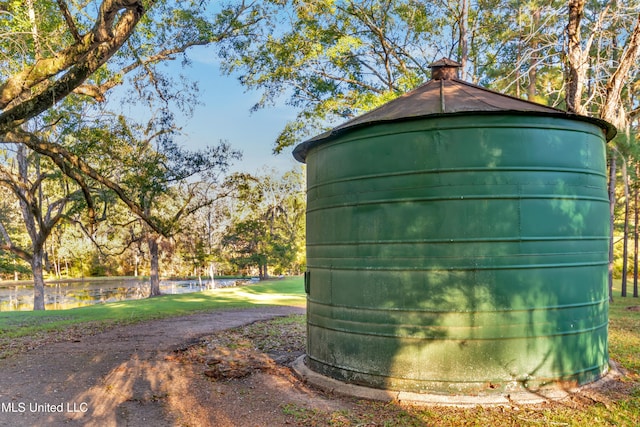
[293,58,616,162]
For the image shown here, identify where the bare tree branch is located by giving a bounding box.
[0,0,150,127]
[2,129,166,236]
[600,12,640,129]
[56,0,81,43]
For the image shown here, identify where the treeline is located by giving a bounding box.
[0,163,306,283]
[610,146,640,298]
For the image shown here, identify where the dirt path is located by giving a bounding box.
[0,306,319,427]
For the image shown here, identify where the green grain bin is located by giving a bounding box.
[293,58,616,394]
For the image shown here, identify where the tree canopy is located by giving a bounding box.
[0,0,252,233]
[213,0,640,150]
[0,1,251,308]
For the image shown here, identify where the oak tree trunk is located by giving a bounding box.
[209,262,215,289]
[149,235,161,296]
[31,249,45,310]
[566,0,588,115]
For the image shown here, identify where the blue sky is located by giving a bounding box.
[170,46,302,175]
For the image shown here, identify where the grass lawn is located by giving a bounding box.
[0,277,305,358]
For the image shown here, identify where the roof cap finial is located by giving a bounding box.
[428,58,462,80]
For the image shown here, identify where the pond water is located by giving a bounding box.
[0,278,248,311]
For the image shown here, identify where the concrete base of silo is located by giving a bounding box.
[291,355,623,407]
